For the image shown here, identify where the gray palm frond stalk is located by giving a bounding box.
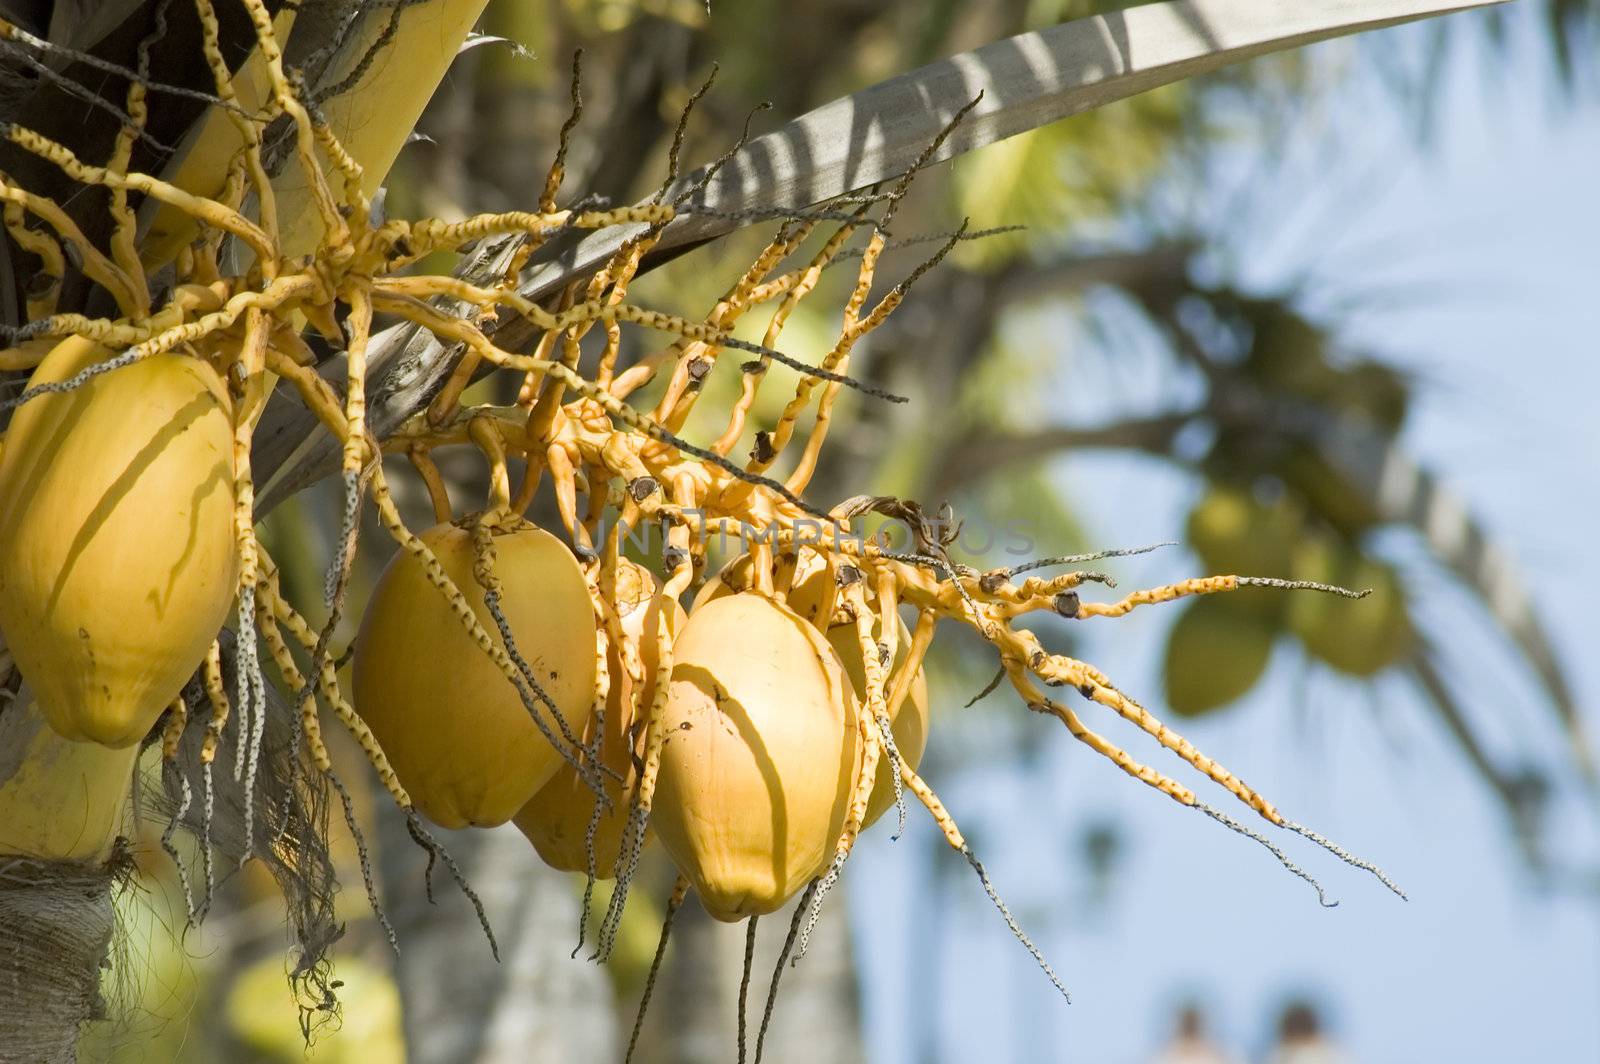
[1305,404,1593,784]
[1409,640,1552,870]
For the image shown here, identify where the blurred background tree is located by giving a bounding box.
[49,0,1598,1061]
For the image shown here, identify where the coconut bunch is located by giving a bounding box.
[0,0,1413,1045]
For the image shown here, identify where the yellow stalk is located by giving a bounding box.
[138,8,296,268]
[143,1,488,264]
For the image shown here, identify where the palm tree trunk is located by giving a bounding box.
[0,857,118,1063]
[377,806,618,1064]
[0,647,129,1064]
[630,890,865,1064]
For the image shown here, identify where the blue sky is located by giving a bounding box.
[851,8,1600,1063]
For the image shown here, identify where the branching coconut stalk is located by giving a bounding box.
[0,0,1507,1058]
[248,0,1511,514]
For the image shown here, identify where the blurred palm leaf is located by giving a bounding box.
[932,240,1592,850]
[951,87,1184,267]
[1142,274,1595,788]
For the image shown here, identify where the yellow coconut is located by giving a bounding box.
[1186,485,1301,620]
[653,592,858,921]
[1288,535,1412,677]
[0,338,237,747]
[691,546,832,625]
[1162,593,1278,718]
[514,559,686,874]
[352,517,595,829]
[0,697,140,860]
[824,615,931,829]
